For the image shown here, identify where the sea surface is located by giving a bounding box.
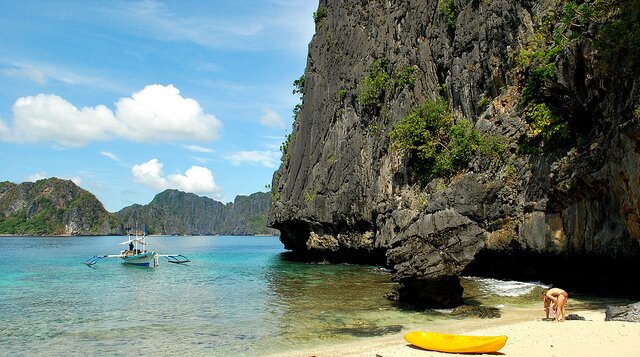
[0,235,627,356]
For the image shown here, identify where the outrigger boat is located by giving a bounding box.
[84,229,190,268]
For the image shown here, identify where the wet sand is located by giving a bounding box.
[272,307,640,357]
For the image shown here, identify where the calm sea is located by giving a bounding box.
[0,235,597,356]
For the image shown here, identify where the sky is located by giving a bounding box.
[0,0,316,212]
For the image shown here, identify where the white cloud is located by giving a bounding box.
[6,94,123,147]
[115,84,222,142]
[26,171,49,182]
[167,166,218,193]
[131,159,219,195]
[100,151,119,161]
[2,66,48,84]
[226,150,281,168]
[0,84,222,147]
[131,159,167,189]
[0,59,129,93]
[96,0,315,53]
[184,144,213,153]
[25,172,81,186]
[260,108,285,129]
[69,176,83,186]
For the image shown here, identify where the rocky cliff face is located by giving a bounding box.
[0,178,120,235]
[270,0,640,306]
[117,190,278,236]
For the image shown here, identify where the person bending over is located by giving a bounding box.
[542,288,569,322]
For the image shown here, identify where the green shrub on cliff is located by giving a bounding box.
[439,0,457,30]
[394,65,417,92]
[526,102,569,148]
[357,58,391,114]
[313,6,328,25]
[594,0,640,69]
[516,1,594,152]
[391,99,497,184]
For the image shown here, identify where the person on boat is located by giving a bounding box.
[129,242,134,254]
[542,288,569,322]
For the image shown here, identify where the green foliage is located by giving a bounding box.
[516,1,596,152]
[0,199,63,235]
[293,75,305,96]
[517,1,593,106]
[635,102,640,119]
[367,122,382,137]
[477,96,491,109]
[303,189,317,203]
[502,161,517,185]
[561,1,593,34]
[337,88,347,101]
[394,66,417,92]
[292,103,301,120]
[390,99,499,184]
[439,0,457,29]
[280,133,292,167]
[357,58,391,113]
[248,215,269,234]
[313,6,328,25]
[525,102,570,148]
[477,133,507,165]
[594,0,640,69]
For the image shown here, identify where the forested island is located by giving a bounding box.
[0,177,277,236]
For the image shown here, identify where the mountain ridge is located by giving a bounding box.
[0,178,277,236]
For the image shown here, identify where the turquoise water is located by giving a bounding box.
[0,236,411,356]
[1,235,622,356]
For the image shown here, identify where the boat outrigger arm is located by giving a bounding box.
[83,253,190,267]
[158,254,191,264]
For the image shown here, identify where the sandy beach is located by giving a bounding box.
[274,308,640,357]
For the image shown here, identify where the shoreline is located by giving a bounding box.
[271,307,640,357]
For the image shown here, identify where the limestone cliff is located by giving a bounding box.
[270,0,640,306]
[0,178,121,235]
[117,190,278,236]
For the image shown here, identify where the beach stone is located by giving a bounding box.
[605,302,640,322]
[565,314,586,321]
[451,305,501,319]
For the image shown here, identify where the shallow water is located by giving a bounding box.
[0,236,631,356]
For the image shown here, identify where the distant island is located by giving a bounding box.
[0,177,278,236]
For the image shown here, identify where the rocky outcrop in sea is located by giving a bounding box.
[269,0,640,306]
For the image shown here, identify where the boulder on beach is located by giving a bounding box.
[605,302,640,322]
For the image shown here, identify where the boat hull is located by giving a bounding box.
[404,331,508,353]
[121,251,156,267]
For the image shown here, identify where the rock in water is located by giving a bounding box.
[451,305,501,319]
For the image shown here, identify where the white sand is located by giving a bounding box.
[273,308,640,357]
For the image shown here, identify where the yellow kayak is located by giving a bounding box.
[404,331,508,353]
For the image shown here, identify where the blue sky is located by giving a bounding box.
[0,0,316,212]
